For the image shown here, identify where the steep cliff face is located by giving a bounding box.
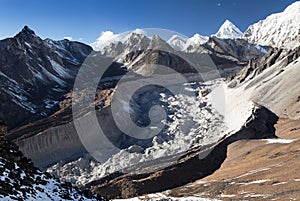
[11,88,115,169]
[227,47,300,87]
[227,46,300,119]
[15,121,86,169]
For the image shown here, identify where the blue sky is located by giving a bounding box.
[0,0,298,43]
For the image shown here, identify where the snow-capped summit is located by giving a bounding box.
[91,29,147,51]
[184,33,208,52]
[243,1,300,48]
[167,35,187,50]
[215,19,243,39]
[167,33,208,52]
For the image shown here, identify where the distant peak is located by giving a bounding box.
[15,25,36,39]
[215,19,242,39]
[168,34,186,42]
[220,19,236,28]
[193,33,201,38]
[132,28,146,35]
[21,25,36,35]
[224,19,232,24]
[128,31,147,39]
[190,33,207,40]
[151,34,163,41]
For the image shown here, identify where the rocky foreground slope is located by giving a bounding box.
[167,118,300,201]
[0,122,107,201]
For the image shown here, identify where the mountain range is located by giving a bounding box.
[91,1,300,52]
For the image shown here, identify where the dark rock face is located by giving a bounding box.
[0,123,106,200]
[124,49,199,76]
[88,105,278,199]
[0,26,92,129]
[200,36,270,69]
[227,46,300,88]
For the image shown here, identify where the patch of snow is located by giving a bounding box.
[272,182,288,186]
[255,45,267,54]
[20,171,26,180]
[49,59,71,78]
[210,81,254,132]
[2,86,37,113]
[264,138,294,144]
[244,193,271,198]
[242,179,271,185]
[235,167,271,179]
[44,99,59,109]
[219,194,236,198]
[0,72,18,85]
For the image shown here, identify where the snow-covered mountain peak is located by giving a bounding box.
[167,33,208,52]
[283,1,300,14]
[191,33,204,40]
[167,34,186,43]
[167,34,187,50]
[184,33,208,52]
[215,19,243,39]
[243,1,300,49]
[91,31,125,51]
[131,28,146,35]
[187,33,208,44]
[91,29,148,51]
[223,19,234,26]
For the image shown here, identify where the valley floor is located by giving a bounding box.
[165,118,300,200]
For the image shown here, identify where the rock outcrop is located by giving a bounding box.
[227,45,300,120]
[0,121,107,201]
[227,46,300,88]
